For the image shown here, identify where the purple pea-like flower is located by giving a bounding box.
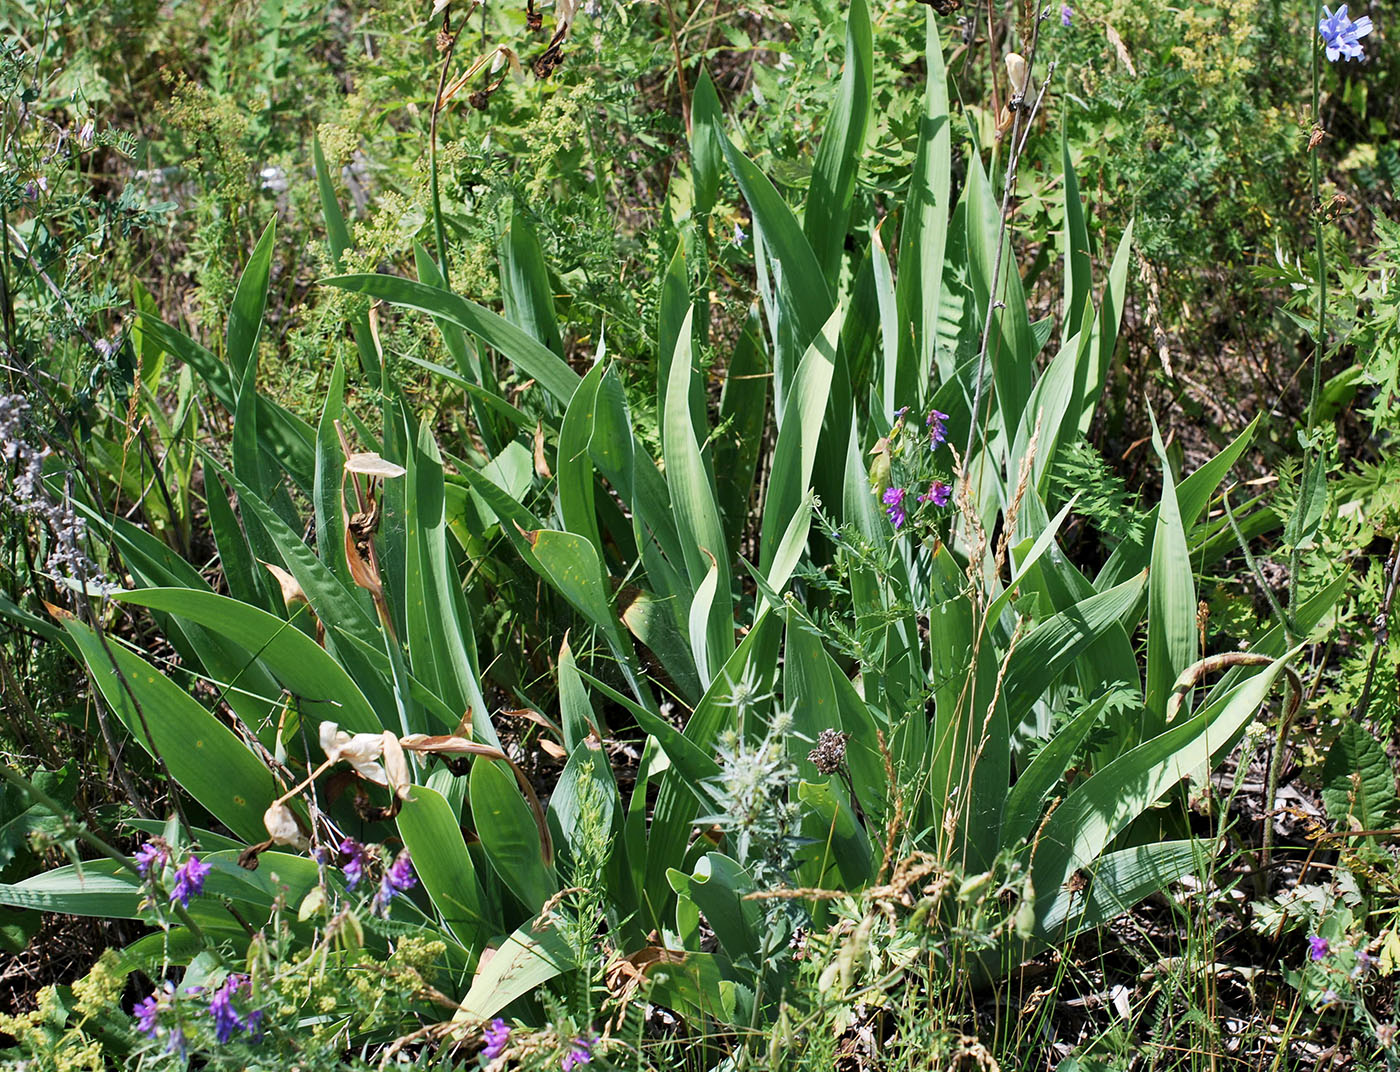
[339,837,370,890]
[133,994,162,1038]
[918,481,952,507]
[561,1037,594,1071]
[208,973,264,1044]
[927,409,948,449]
[1308,935,1330,961]
[483,1017,511,1060]
[134,840,168,877]
[1319,5,1374,62]
[882,486,908,529]
[1061,4,1072,26]
[372,850,418,914]
[385,850,417,893]
[169,855,211,908]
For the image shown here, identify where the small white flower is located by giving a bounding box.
[78,120,95,147]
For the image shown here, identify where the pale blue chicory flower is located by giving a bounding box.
[1319,5,1374,62]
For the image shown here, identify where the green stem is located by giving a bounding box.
[1289,0,1327,617]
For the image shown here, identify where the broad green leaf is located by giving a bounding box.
[405,421,491,743]
[56,614,276,844]
[1144,412,1197,733]
[227,217,276,385]
[1061,132,1093,349]
[1081,219,1134,432]
[759,305,843,572]
[112,587,378,733]
[558,363,606,563]
[1321,721,1398,833]
[804,0,872,285]
[1025,841,1199,953]
[1029,651,1298,936]
[664,308,733,679]
[499,210,566,359]
[1001,571,1148,719]
[469,758,557,913]
[895,11,951,396]
[712,119,831,413]
[531,529,642,692]
[398,785,492,948]
[715,308,768,555]
[452,917,574,1021]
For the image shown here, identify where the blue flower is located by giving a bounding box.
[1061,4,1072,26]
[169,855,211,908]
[733,222,748,245]
[208,973,263,1044]
[1308,934,1330,960]
[1319,5,1373,62]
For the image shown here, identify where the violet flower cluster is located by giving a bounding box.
[372,849,417,915]
[878,407,955,531]
[133,973,264,1054]
[134,840,211,909]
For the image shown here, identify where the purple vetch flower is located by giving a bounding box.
[339,837,370,890]
[882,486,908,529]
[561,1037,594,1071]
[208,973,263,1044]
[373,849,418,914]
[133,994,162,1038]
[733,223,747,245]
[167,1026,189,1059]
[1319,5,1374,62]
[169,855,211,908]
[1356,949,1375,975]
[1061,4,1072,26]
[386,850,417,893]
[919,481,953,507]
[483,1017,511,1060]
[134,840,169,877]
[1308,935,1330,961]
[927,409,948,449]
